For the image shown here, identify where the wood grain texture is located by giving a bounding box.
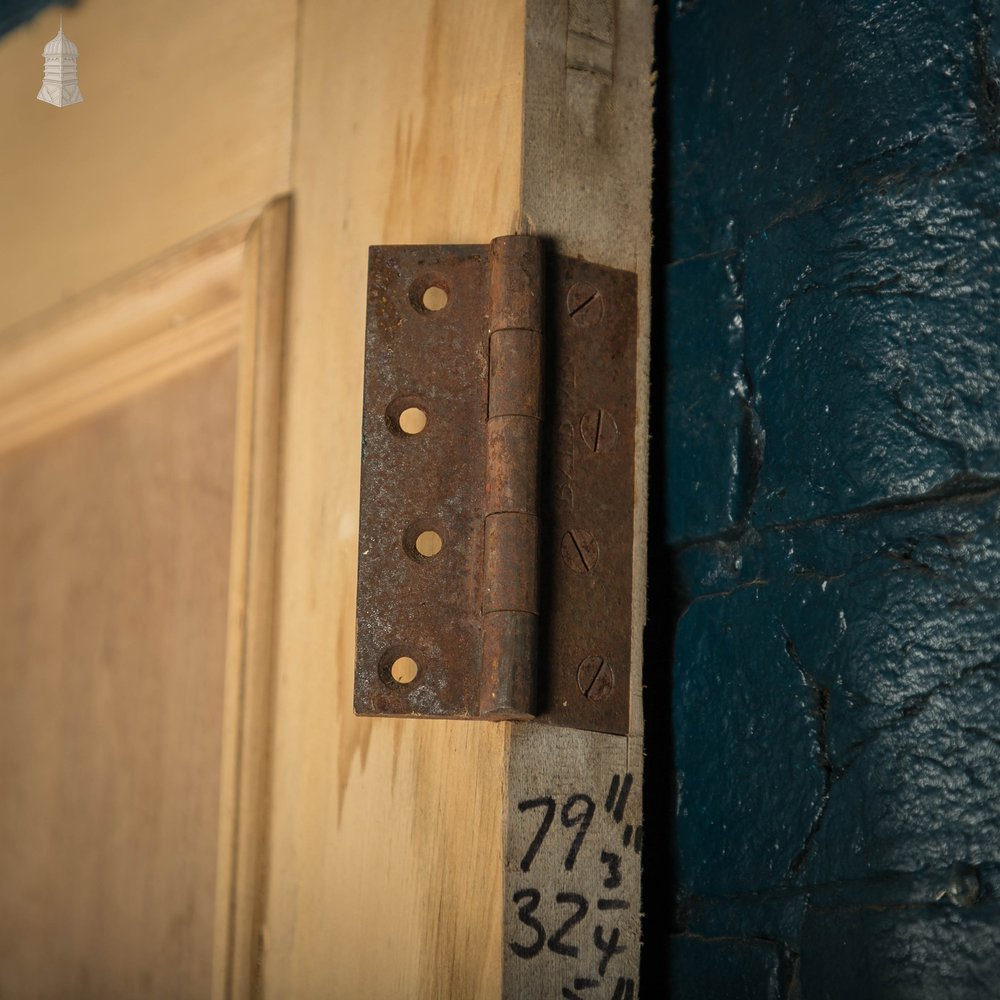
[0,351,240,999]
[503,2,653,996]
[0,0,297,329]
[214,198,290,1000]
[0,0,650,992]
[0,202,289,999]
[258,2,525,997]
[0,211,255,454]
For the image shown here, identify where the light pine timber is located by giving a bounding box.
[0,0,651,993]
[259,1,651,999]
[0,348,239,1000]
[0,0,297,329]
[214,200,290,1000]
[0,202,289,1000]
[258,1,525,998]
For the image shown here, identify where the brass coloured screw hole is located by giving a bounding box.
[414,530,443,557]
[390,656,418,684]
[422,285,448,311]
[398,406,427,434]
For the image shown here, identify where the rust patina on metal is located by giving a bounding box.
[354,236,637,734]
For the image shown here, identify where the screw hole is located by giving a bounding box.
[422,285,448,311]
[390,656,418,684]
[386,396,428,437]
[404,521,446,562]
[414,530,443,557]
[398,406,427,435]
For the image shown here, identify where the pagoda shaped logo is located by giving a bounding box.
[37,17,83,108]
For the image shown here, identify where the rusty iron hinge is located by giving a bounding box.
[354,235,636,734]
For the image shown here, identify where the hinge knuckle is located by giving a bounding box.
[488,236,543,333]
[482,512,540,614]
[488,330,543,419]
[481,612,539,721]
[481,236,544,719]
[481,512,540,718]
[485,418,540,513]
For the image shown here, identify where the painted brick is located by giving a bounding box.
[743,156,1000,525]
[671,0,983,260]
[665,256,750,543]
[669,936,785,1000]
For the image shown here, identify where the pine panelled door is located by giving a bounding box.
[0,2,652,998]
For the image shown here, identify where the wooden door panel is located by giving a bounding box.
[268,2,651,996]
[0,0,651,992]
[0,0,297,330]
[0,202,288,998]
[0,353,238,998]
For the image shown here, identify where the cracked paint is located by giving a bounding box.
[664,1,1000,995]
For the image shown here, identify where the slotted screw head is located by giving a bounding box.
[577,655,614,701]
[566,282,604,326]
[561,529,599,573]
[580,408,619,453]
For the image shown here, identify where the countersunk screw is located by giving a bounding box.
[577,655,614,701]
[561,529,599,573]
[580,408,619,453]
[566,282,604,327]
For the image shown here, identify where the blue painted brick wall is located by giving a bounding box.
[666,2,1000,996]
